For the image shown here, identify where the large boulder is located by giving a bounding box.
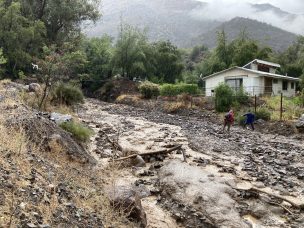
[50,112,72,125]
[296,114,304,133]
[107,185,147,227]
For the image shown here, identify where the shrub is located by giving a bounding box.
[231,101,241,111]
[160,83,199,96]
[214,83,234,112]
[255,108,271,121]
[54,83,84,106]
[163,102,185,113]
[177,93,191,105]
[235,86,249,104]
[139,81,160,99]
[116,94,141,105]
[60,121,93,142]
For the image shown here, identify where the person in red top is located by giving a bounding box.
[223,109,234,132]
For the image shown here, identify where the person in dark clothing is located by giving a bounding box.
[243,111,255,130]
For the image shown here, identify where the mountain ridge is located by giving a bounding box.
[191,17,298,51]
[86,0,300,51]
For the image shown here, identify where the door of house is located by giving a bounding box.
[264,77,273,95]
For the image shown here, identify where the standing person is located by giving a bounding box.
[243,111,255,130]
[223,109,234,132]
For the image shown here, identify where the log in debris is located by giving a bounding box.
[236,185,304,210]
[114,145,182,162]
[100,130,123,151]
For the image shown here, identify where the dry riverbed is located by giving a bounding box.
[78,99,304,228]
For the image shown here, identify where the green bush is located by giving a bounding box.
[235,86,249,104]
[139,81,160,99]
[237,115,246,126]
[292,90,304,107]
[60,121,93,142]
[54,83,84,106]
[255,108,271,121]
[214,83,234,112]
[160,83,199,96]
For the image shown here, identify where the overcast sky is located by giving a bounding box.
[194,0,304,34]
[199,0,304,14]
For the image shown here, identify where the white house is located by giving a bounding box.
[203,59,300,97]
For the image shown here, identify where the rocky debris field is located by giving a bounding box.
[0,82,135,227]
[78,99,304,228]
[1,79,303,228]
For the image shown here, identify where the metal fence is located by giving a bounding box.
[204,86,291,97]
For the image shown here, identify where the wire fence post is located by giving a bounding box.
[280,92,283,121]
[254,95,257,114]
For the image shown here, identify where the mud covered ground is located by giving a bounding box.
[78,99,304,228]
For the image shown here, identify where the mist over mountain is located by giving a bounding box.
[191,17,298,51]
[85,0,303,51]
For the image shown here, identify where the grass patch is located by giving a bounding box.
[263,96,303,120]
[255,108,271,121]
[60,121,93,142]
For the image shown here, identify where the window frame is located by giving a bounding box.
[282,80,288,91]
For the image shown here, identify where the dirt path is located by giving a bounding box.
[78,99,304,228]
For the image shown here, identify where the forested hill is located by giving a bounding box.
[87,0,218,47]
[87,0,299,51]
[191,17,298,52]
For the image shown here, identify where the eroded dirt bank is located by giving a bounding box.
[78,99,304,228]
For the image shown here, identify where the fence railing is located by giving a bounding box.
[204,86,291,97]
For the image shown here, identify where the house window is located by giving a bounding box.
[225,78,243,91]
[273,79,278,84]
[282,80,288,91]
[258,64,270,72]
[291,82,295,89]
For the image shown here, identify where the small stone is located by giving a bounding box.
[132,155,146,167]
[39,225,50,228]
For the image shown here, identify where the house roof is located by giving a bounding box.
[202,66,300,81]
[243,59,281,68]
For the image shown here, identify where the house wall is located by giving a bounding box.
[272,79,296,97]
[251,63,277,74]
[204,68,297,97]
[269,68,276,74]
[204,68,262,96]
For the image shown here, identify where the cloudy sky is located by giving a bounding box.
[198,0,304,14]
[194,0,304,34]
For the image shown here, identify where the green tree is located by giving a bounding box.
[215,30,232,68]
[152,41,184,83]
[215,83,234,112]
[0,48,6,64]
[276,36,304,78]
[196,29,272,78]
[36,43,90,109]
[230,31,272,67]
[82,36,113,91]
[36,46,69,109]
[112,24,148,79]
[21,0,101,45]
[0,47,6,76]
[0,0,46,77]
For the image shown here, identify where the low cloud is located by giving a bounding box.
[192,0,304,35]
